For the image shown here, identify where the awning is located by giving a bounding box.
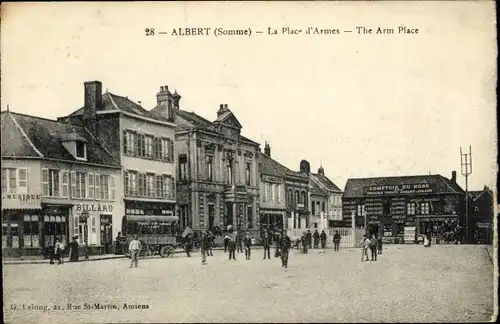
[123,215,179,224]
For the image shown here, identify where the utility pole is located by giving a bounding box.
[460,146,472,243]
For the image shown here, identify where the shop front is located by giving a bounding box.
[260,209,285,240]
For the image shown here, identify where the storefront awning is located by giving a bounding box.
[2,193,42,210]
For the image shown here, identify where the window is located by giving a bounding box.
[278,184,284,203]
[2,168,28,194]
[288,189,292,205]
[123,131,137,155]
[87,173,94,199]
[312,201,316,215]
[42,169,60,197]
[407,202,416,215]
[138,173,147,196]
[8,168,17,193]
[74,172,86,198]
[18,169,27,193]
[76,142,86,158]
[94,174,100,199]
[179,155,188,181]
[156,176,164,198]
[302,192,307,207]
[163,175,171,198]
[245,162,251,185]
[263,183,269,202]
[357,204,365,217]
[271,184,276,201]
[61,171,69,197]
[295,191,299,206]
[247,206,253,229]
[110,175,116,200]
[125,171,137,196]
[100,175,110,200]
[226,159,233,184]
[154,138,162,160]
[145,136,153,158]
[322,202,326,213]
[161,138,169,161]
[420,202,430,215]
[23,215,40,248]
[147,174,155,197]
[207,155,213,181]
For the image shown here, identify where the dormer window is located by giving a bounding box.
[76,142,86,158]
[60,131,88,161]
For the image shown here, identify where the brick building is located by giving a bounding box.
[468,186,494,244]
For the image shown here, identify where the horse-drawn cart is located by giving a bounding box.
[121,215,179,258]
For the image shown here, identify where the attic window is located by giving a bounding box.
[76,142,86,158]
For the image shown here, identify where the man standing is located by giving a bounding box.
[320,230,327,249]
[200,230,210,265]
[360,234,370,262]
[263,232,271,260]
[224,233,230,253]
[313,230,320,249]
[129,235,141,268]
[301,232,308,254]
[280,232,292,268]
[244,232,252,260]
[333,231,341,251]
[236,231,244,253]
[228,235,237,260]
[306,230,312,251]
[184,234,193,257]
[370,234,378,261]
[206,230,214,257]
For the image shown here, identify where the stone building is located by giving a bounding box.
[2,110,121,256]
[59,81,177,239]
[259,142,287,235]
[468,186,494,244]
[285,161,310,239]
[151,88,260,232]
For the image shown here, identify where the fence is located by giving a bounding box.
[286,226,363,249]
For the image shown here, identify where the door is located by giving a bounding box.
[100,215,112,253]
[208,204,215,230]
[225,202,233,227]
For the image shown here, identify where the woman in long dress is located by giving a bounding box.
[68,236,79,262]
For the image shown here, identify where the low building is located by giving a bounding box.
[259,142,287,235]
[342,172,465,244]
[1,110,122,257]
[468,186,494,244]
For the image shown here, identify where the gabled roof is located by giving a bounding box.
[310,179,328,197]
[259,153,287,178]
[343,174,465,198]
[214,111,242,129]
[468,189,494,201]
[68,92,169,122]
[312,173,342,192]
[1,111,119,167]
[1,111,41,157]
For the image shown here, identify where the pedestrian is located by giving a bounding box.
[200,230,210,265]
[54,239,61,265]
[370,234,378,261]
[58,239,65,264]
[263,232,271,260]
[280,232,292,268]
[68,236,79,262]
[228,235,236,260]
[275,233,282,258]
[115,232,123,255]
[207,231,214,256]
[244,232,252,260]
[236,231,244,253]
[301,232,308,254]
[129,235,141,268]
[185,234,193,257]
[360,234,371,262]
[333,231,341,251]
[224,233,230,252]
[313,230,320,249]
[377,235,383,254]
[320,230,327,249]
[84,240,89,259]
[306,230,312,251]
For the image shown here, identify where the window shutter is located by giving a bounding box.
[123,131,128,154]
[70,171,76,198]
[95,174,100,200]
[124,171,129,196]
[168,138,174,162]
[110,175,116,200]
[41,168,49,196]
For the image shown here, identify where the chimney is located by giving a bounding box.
[217,103,228,117]
[156,85,177,121]
[84,81,102,120]
[318,165,324,175]
[264,141,271,157]
[451,171,457,183]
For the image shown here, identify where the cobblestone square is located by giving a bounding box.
[3,245,495,323]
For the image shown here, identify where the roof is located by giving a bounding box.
[343,174,465,198]
[285,168,309,182]
[312,173,342,192]
[259,153,287,178]
[69,92,169,122]
[468,189,494,201]
[1,111,120,167]
[310,180,328,197]
[157,108,258,145]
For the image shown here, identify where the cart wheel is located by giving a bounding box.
[160,245,175,258]
[143,249,153,257]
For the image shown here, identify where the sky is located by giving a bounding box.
[1,1,497,192]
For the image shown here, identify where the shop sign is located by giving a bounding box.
[476,222,491,228]
[1,193,42,210]
[365,183,433,196]
[262,175,283,184]
[75,203,113,213]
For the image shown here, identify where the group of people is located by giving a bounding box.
[360,233,382,262]
[49,236,84,265]
[293,229,342,253]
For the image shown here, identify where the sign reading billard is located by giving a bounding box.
[1,193,42,210]
[365,183,433,196]
[75,203,113,213]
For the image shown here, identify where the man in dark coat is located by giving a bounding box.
[235,230,244,253]
[200,231,209,265]
[263,232,271,259]
[313,230,320,249]
[333,231,341,251]
[206,230,214,256]
[306,230,312,250]
[280,232,292,268]
[185,235,193,257]
[320,230,327,249]
[244,232,252,260]
[228,235,237,260]
[301,232,308,254]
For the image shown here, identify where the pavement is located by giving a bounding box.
[2,244,495,323]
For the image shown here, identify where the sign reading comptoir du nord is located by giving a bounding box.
[364,183,434,196]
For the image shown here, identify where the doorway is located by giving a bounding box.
[100,215,112,254]
[208,204,215,230]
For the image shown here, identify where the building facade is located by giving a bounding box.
[285,161,310,239]
[342,172,465,244]
[259,143,287,235]
[151,94,260,232]
[2,110,122,257]
[469,186,494,244]
[59,81,177,239]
